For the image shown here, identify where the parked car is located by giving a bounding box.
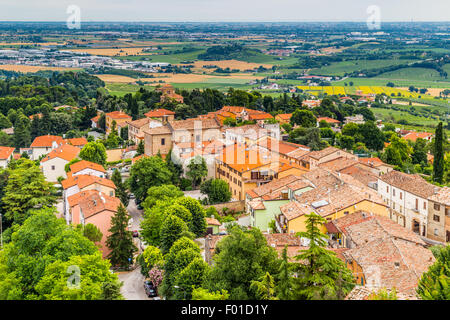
[132,230,139,238]
[144,280,158,298]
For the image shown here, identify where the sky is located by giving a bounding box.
[0,0,450,22]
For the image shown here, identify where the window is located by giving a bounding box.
[400,192,402,200]
[161,138,165,145]
[434,229,439,236]
[344,211,349,215]
[446,208,450,217]
[51,165,55,170]
[433,215,440,222]
[424,202,427,210]
[386,186,389,193]
[415,198,418,210]
[110,191,114,197]
[393,189,396,196]
[434,203,441,211]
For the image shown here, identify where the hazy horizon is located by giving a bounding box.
[1,0,450,23]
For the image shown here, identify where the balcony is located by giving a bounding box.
[275,214,288,233]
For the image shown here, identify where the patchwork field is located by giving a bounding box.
[96,72,264,84]
[68,47,148,56]
[191,59,273,71]
[309,59,416,76]
[0,64,78,72]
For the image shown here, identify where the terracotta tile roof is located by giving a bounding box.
[307,146,344,160]
[340,165,378,186]
[428,186,450,205]
[317,117,341,124]
[67,190,100,208]
[143,125,172,135]
[403,132,433,142]
[286,179,313,192]
[345,237,434,296]
[69,160,106,174]
[91,115,100,123]
[246,174,302,199]
[225,124,266,140]
[74,191,121,219]
[290,174,385,218]
[66,137,88,147]
[285,147,311,160]
[358,157,385,167]
[248,113,274,121]
[128,117,150,128]
[379,170,438,199]
[206,217,221,226]
[168,118,220,131]
[345,286,419,300]
[105,111,132,120]
[333,211,425,246]
[40,144,80,163]
[0,146,15,160]
[30,135,65,148]
[276,113,292,120]
[248,199,266,210]
[61,174,116,190]
[29,113,43,120]
[144,108,175,118]
[280,201,312,221]
[221,106,247,114]
[257,137,309,156]
[319,157,359,172]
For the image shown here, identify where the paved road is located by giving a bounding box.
[127,198,143,232]
[118,267,151,300]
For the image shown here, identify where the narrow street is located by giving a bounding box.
[127,198,143,233]
[117,267,151,300]
[117,198,151,300]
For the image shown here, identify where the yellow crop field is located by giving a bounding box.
[297,85,424,98]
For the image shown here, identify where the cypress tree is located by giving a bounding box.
[433,122,444,184]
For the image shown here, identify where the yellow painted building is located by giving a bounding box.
[277,184,390,234]
[216,143,308,201]
[105,111,132,135]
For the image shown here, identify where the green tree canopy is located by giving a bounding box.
[2,159,56,226]
[79,141,107,166]
[203,226,280,299]
[129,156,173,202]
[417,245,450,300]
[292,212,355,300]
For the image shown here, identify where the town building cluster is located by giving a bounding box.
[3,96,444,298]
